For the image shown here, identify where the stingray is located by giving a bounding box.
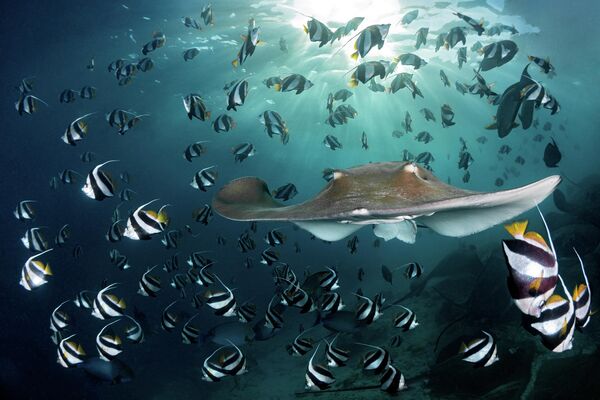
[212,161,560,242]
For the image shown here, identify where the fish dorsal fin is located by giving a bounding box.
[458,342,468,353]
[545,294,564,305]
[504,220,528,238]
[146,210,158,219]
[524,231,549,250]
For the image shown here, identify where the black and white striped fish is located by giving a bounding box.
[182,16,202,29]
[123,315,144,343]
[187,251,214,269]
[305,344,335,390]
[232,26,260,68]
[320,292,344,313]
[74,290,94,309]
[390,335,403,348]
[163,253,180,273]
[232,143,255,163]
[380,365,407,393]
[57,334,86,368]
[171,273,190,297]
[138,265,161,297]
[202,346,229,382]
[58,169,80,184]
[351,24,391,60]
[325,334,349,367]
[393,305,418,331]
[349,61,390,87]
[217,340,247,376]
[191,292,204,309]
[281,282,315,313]
[183,141,208,162]
[459,330,499,367]
[50,300,71,332]
[304,18,332,47]
[20,248,53,291]
[60,89,77,103]
[236,301,256,323]
[354,293,382,324]
[91,283,126,320]
[265,229,286,246]
[192,205,213,226]
[273,263,297,286]
[21,227,49,252]
[124,199,169,240]
[183,93,211,121]
[191,166,217,191]
[119,188,135,202]
[15,94,47,115]
[14,200,36,221]
[572,249,592,329]
[183,47,200,61]
[276,74,313,95]
[190,264,215,286]
[404,262,423,279]
[62,113,94,145]
[161,230,181,249]
[106,220,124,243]
[323,134,342,150]
[265,295,284,329]
[96,319,123,361]
[161,300,179,332]
[503,218,558,317]
[82,160,118,201]
[226,80,249,111]
[204,275,237,317]
[260,247,279,266]
[236,232,255,254]
[141,32,166,55]
[272,183,297,201]
[106,109,133,129]
[213,114,236,133]
[530,275,576,353]
[16,77,34,93]
[358,343,391,373]
[137,57,153,72]
[80,86,96,99]
[288,329,314,356]
[109,249,131,270]
[55,224,71,246]
[319,267,339,291]
[181,314,201,344]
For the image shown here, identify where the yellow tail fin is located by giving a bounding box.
[351,52,359,61]
[273,83,281,92]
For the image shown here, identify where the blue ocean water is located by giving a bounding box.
[1,0,599,399]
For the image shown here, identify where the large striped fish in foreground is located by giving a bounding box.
[81,160,118,201]
[212,161,560,243]
[502,218,558,317]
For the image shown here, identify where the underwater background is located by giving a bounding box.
[1,0,599,398]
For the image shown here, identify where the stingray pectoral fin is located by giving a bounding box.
[294,221,363,242]
[373,220,417,243]
[212,177,286,220]
[418,175,561,237]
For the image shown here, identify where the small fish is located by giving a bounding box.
[380,365,407,393]
[183,47,201,61]
[260,248,279,266]
[161,230,181,249]
[401,10,418,25]
[191,166,218,191]
[275,74,313,94]
[393,305,418,331]
[351,24,390,60]
[15,94,48,115]
[321,292,344,314]
[80,86,96,99]
[193,204,213,225]
[303,18,333,47]
[81,160,118,201]
[236,301,256,323]
[323,135,342,151]
[141,32,166,55]
[439,69,450,87]
[138,265,161,297]
[50,300,71,332]
[232,26,261,67]
[404,262,423,279]
[204,275,237,317]
[358,343,390,374]
[457,47,467,69]
[57,334,86,368]
[399,53,427,69]
[227,80,249,111]
[265,295,284,329]
[543,139,561,167]
[183,93,210,121]
[441,104,455,127]
[357,267,365,281]
[415,27,428,49]
[14,200,36,221]
[288,330,314,356]
[106,220,124,243]
[361,131,368,149]
[528,55,555,76]
[86,56,95,71]
[137,57,154,72]
[265,229,286,247]
[161,301,179,332]
[183,141,208,162]
[72,244,83,260]
[381,264,393,284]
[74,290,94,309]
[237,232,256,253]
[181,314,201,344]
[354,292,382,324]
[92,283,126,320]
[21,227,49,252]
[20,249,53,291]
[479,40,518,71]
[96,320,123,361]
[213,114,236,133]
[273,183,297,201]
[305,344,335,390]
[232,143,255,163]
[445,27,466,49]
[325,334,349,367]
[453,12,485,35]
[124,199,169,240]
[459,330,499,367]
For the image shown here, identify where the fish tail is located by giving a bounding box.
[231,59,239,68]
[273,83,281,91]
[350,51,359,61]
